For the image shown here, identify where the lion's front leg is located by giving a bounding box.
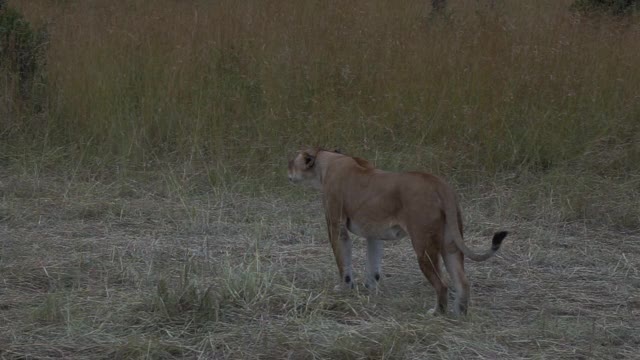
[326,216,354,290]
[337,224,354,289]
[323,193,354,290]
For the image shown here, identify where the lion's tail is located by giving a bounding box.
[443,189,508,262]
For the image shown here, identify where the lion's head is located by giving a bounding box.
[287,147,342,187]
[288,148,318,184]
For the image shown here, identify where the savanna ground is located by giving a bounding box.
[1,0,640,359]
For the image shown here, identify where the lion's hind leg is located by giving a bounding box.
[442,251,470,316]
[409,229,448,315]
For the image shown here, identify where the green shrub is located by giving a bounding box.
[0,3,47,105]
[571,0,639,15]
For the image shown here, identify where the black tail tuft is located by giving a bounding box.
[491,231,508,251]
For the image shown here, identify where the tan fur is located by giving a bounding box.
[288,147,508,315]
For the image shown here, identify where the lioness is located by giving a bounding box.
[287,147,508,315]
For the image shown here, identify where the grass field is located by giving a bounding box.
[1,0,640,358]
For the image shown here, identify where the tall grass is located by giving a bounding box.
[4,0,640,178]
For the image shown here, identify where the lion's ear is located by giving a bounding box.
[303,152,316,169]
[333,148,342,154]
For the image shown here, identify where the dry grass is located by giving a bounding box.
[1,168,639,359]
[1,0,640,358]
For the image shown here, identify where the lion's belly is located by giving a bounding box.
[346,218,407,240]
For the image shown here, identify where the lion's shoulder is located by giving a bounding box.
[351,156,375,169]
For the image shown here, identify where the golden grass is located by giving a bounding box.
[6,0,639,175]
